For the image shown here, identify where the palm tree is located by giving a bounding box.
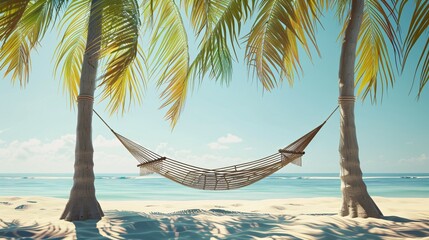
[177,0,429,218]
[1,0,191,221]
[2,0,427,221]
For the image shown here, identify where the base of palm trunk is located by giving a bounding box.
[61,191,104,221]
[340,184,383,218]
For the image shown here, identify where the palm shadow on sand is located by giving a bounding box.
[88,210,429,239]
[97,209,297,239]
[1,211,429,239]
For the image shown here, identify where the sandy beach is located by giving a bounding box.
[0,196,428,239]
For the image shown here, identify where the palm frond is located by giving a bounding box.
[54,0,89,105]
[97,0,146,114]
[182,0,254,39]
[100,45,147,114]
[0,0,30,42]
[0,29,31,85]
[19,0,68,47]
[331,0,351,23]
[182,0,217,36]
[245,0,320,90]
[294,1,322,54]
[324,0,350,42]
[400,0,429,97]
[1,0,68,86]
[284,0,322,83]
[315,0,332,12]
[188,0,254,86]
[142,0,190,127]
[355,0,400,101]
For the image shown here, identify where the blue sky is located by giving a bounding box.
[0,8,428,174]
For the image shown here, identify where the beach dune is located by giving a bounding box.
[0,196,428,239]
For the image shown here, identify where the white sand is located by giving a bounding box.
[0,196,428,239]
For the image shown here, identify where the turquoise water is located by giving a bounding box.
[0,173,428,200]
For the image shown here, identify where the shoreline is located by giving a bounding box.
[1,196,428,239]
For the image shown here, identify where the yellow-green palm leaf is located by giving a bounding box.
[1,0,67,86]
[355,0,400,101]
[54,0,89,104]
[143,0,189,127]
[326,0,350,23]
[282,0,322,83]
[0,0,30,42]
[100,44,147,114]
[182,0,227,37]
[245,0,320,90]
[96,0,146,114]
[0,29,31,85]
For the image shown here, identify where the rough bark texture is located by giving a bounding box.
[61,0,104,221]
[338,0,383,218]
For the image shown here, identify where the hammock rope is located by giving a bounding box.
[93,107,338,190]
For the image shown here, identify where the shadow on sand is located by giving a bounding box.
[0,218,73,239]
[1,210,428,239]
[96,209,297,239]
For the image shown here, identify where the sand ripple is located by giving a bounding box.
[0,197,428,239]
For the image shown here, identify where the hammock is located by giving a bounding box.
[94,107,338,190]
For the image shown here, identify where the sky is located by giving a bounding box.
[0,7,428,174]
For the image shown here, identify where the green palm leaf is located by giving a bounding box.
[187,0,254,85]
[400,0,429,97]
[19,0,68,47]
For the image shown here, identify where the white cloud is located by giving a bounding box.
[94,135,121,148]
[208,142,229,150]
[400,153,428,164]
[0,135,75,172]
[0,134,135,173]
[208,133,242,150]
[218,134,242,144]
[155,142,169,153]
[0,134,251,173]
[155,142,192,158]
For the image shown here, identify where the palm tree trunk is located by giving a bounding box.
[61,0,104,221]
[338,0,382,218]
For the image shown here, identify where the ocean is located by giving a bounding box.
[0,173,428,201]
